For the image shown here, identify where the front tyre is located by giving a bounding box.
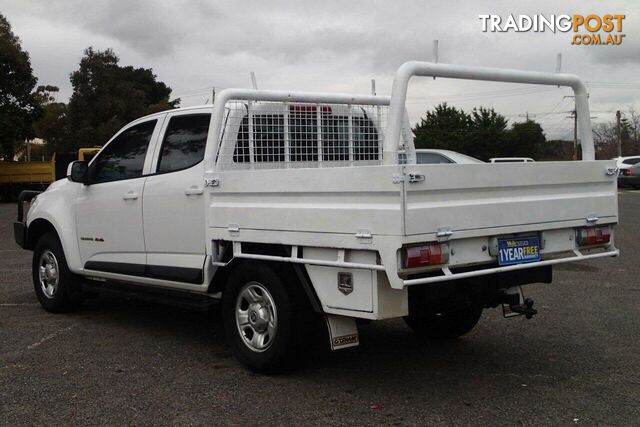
[223,262,305,374]
[32,233,82,313]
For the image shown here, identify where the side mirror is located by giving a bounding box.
[67,161,89,184]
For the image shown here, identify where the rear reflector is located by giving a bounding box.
[402,243,449,269]
[576,226,611,247]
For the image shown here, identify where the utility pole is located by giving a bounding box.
[616,110,622,157]
[211,87,216,104]
[518,112,535,121]
[564,109,578,160]
[563,95,578,160]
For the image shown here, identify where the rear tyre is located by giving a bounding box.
[404,289,482,339]
[222,262,308,373]
[32,233,82,313]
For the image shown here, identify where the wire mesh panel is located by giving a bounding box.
[219,101,390,169]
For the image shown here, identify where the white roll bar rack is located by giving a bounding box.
[382,61,595,164]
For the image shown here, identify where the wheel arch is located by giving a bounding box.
[209,243,323,313]
[27,218,59,250]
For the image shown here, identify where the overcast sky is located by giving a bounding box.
[2,0,639,139]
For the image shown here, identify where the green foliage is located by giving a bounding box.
[33,102,67,156]
[0,13,42,159]
[508,120,546,157]
[413,103,547,161]
[413,103,470,153]
[65,47,178,151]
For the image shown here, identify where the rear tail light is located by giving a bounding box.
[621,168,632,176]
[402,243,449,269]
[576,226,611,247]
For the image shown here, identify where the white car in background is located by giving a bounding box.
[613,156,640,171]
[615,156,640,187]
[489,157,535,163]
[415,149,484,164]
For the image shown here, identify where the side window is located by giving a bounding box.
[157,114,211,173]
[622,158,640,165]
[91,120,157,183]
[416,152,453,164]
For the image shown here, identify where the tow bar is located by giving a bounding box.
[499,286,538,319]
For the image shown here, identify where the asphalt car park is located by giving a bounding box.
[1,192,639,425]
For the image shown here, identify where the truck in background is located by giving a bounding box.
[0,148,100,201]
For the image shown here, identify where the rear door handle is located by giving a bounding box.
[184,186,204,196]
[122,191,138,200]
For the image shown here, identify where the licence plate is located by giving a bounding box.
[497,235,541,266]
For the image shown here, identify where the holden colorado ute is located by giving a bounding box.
[14,62,619,372]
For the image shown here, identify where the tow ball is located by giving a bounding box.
[499,287,538,319]
[508,298,538,319]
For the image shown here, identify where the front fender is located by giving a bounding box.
[27,179,82,272]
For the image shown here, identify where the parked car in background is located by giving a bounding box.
[612,155,640,175]
[415,149,484,164]
[618,163,640,189]
[489,157,535,163]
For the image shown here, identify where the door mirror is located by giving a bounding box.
[67,161,89,184]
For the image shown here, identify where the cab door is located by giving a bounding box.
[142,111,210,284]
[76,118,162,275]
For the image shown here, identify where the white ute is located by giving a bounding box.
[14,62,619,372]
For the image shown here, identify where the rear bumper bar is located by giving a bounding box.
[403,248,618,286]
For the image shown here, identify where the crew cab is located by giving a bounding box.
[14,62,619,372]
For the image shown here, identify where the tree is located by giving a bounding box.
[592,110,640,159]
[506,120,546,158]
[0,13,42,159]
[33,85,67,156]
[412,103,470,153]
[412,103,553,160]
[65,47,178,151]
[468,107,509,159]
[412,103,512,160]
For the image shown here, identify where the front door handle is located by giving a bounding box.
[122,191,138,200]
[184,186,204,196]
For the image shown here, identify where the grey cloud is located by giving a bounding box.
[586,35,640,65]
[1,0,638,139]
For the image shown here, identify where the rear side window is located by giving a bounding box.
[157,114,211,173]
[417,152,453,164]
[622,158,640,165]
[91,120,157,183]
[234,115,285,163]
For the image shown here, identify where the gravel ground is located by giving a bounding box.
[1,192,639,425]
